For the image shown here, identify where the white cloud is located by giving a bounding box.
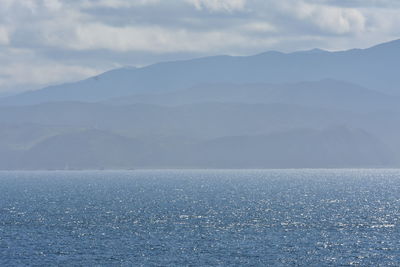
[0,63,99,90]
[274,1,366,34]
[240,22,276,33]
[0,25,9,45]
[187,0,247,12]
[45,23,256,53]
[0,47,101,92]
[80,0,161,9]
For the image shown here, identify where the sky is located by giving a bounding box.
[0,0,399,94]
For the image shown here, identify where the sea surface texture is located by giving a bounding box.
[1,170,400,266]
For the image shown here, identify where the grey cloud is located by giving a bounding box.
[308,0,400,8]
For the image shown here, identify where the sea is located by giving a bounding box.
[1,169,400,266]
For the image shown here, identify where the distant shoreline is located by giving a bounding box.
[1,168,399,172]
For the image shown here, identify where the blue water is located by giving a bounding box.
[1,170,400,266]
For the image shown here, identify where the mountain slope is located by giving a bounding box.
[105,80,400,112]
[1,39,400,105]
[189,127,394,168]
[0,102,369,139]
[0,127,393,170]
[17,129,146,170]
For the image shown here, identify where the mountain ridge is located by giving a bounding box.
[1,38,400,105]
[0,126,394,170]
[1,39,400,169]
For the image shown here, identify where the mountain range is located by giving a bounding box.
[0,39,399,169]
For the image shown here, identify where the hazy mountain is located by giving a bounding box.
[18,129,146,170]
[1,39,400,106]
[188,127,393,169]
[0,102,371,139]
[0,40,400,169]
[0,100,399,169]
[0,126,393,170]
[105,80,400,112]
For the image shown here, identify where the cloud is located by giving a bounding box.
[44,23,270,53]
[309,0,400,8]
[0,62,98,91]
[0,25,9,45]
[0,47,99,92]
[273,1,366,34]
[81,0,161,9]
[240,22,276,33]
[187,0,247,12]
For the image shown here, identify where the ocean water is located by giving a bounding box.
[1,170,400,266]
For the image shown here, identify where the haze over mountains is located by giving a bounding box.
[1,39,400,169]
